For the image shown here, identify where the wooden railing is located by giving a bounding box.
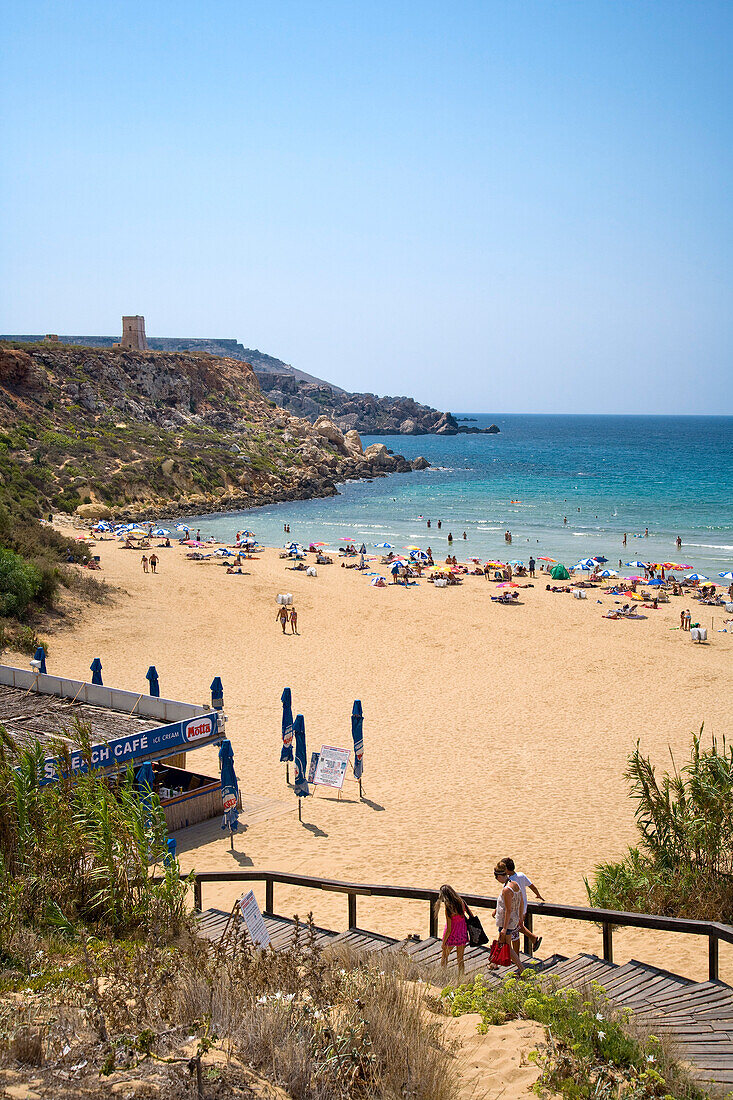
[188,870,733,983]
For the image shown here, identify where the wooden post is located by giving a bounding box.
[523,911,534,956]
[709,932,719,982]
[265,876,274,915]
[286,763,290,785]
[602,922,613,963]
[193,878,202,914]
[359,778,363,799]
[298,799,302,822]
[348,892,357,929]
[429,898,438,938]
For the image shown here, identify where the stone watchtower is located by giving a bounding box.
[120,315,147,350]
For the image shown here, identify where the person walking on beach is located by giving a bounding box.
[684,608,692,631]
[503,857,544,955]
[492,860,524,974]
[529,556,536,578]
[276,606,289,634]
[436,884,469,978]
[149,553,158,574]
[290,607,298,635]
[141,554,149,573]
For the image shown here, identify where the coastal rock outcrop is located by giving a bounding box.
[344,429,363,456]
[411,455,430,470]
[313,415,348,454]
[0,342,426,522]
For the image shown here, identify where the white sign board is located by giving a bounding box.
[238,890,270,948]
[313,745,351,789]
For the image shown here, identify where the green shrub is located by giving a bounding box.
[0,548,42,617]
[443,973,706,1099]
[13,625,49,656]
[586,730,733,921]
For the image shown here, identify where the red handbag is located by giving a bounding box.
[489,939,511,966]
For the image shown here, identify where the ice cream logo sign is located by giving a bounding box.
[184,716,214,743]
[221,786,237,811]
[42,711,219,781]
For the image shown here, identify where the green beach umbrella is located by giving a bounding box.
[550,564,570,580]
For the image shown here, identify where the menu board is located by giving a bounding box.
[313,745,351,789]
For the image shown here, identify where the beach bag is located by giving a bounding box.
[488,939,511,966]
[466,913,488,947]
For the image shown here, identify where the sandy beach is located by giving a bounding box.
[14,526,733,984]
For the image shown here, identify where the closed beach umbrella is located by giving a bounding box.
[218,739,240,847]
[146,665,160,697]
[293,714,309,817]
[280,686,294,769]
[90,657,103,685]
[135,761,155,817]
[550,564,570,580]
[351,700,364,795]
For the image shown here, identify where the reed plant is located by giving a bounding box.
[0,720,189,953]
[586,728,733,921]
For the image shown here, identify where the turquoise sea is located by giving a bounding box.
[186,415,733,577]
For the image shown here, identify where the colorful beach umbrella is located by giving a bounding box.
[538,557,557,562]
[626,561,647,569]
[293,714,309,813]
[351,700,364,794]
[218,739,239,846]
[280,687,294,763]
[599,569,618,578]
[686,573,708,582]
[376,542,394,549]
[718,572,733,581]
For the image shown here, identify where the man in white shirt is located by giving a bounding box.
[504,856,544,954]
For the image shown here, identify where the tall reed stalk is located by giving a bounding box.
[0,719,190,951]
[587,727,733,920]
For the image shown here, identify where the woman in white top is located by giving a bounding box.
[493,859,524,973]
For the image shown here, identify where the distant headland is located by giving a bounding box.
[2,328,500,438]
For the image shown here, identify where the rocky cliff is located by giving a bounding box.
[0,343,428,520]
[2,335,500,436]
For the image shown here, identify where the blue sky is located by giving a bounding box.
[1,1,731,413]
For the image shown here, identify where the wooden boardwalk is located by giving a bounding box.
[198,909,733,1093]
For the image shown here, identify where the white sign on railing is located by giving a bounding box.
[239,890,270,947]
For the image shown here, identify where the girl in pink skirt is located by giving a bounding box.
[436,884,469,977]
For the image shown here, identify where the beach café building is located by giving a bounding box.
[0,661,228,831]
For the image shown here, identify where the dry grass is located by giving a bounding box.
[0,916,460,1099]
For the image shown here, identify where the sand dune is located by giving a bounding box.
[20,528,733,984]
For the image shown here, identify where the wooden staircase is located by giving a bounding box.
[197,909,733,1092]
